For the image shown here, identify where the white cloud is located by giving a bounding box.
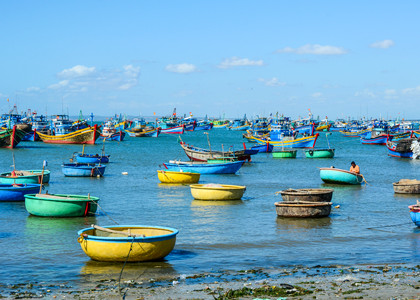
[312,92,323,98]
[118,64,141,90]
[402,85,420,95]
[48,80,69,89]
[218,57,264,69]
[384,89,397,99]
[165,63,197,74]
[58,65,96,78]
[370,40,394,49]
[258,77,286,87]
[277,44,347,55]
[354,89,376,98]
[26,87,40,92]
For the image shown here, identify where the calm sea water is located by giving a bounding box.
[1,130,420,287]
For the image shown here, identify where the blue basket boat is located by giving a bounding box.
[62,163,106,177]
[319,167,364,185]
[74,153,110,164]
[163,160,244,174]
[0,184,40,202]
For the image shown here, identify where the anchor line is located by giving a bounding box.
[118,237,135,300]
[88,198,119,225]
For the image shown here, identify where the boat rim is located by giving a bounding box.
[77,225,179,242]
[24,193,100,202]
[190,184,246,190]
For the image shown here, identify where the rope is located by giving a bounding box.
[88,198,119,225]
[367,221,412,232]
[118,237,135,300]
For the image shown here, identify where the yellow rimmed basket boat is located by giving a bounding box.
[190,184,246,200]
[157,170,200,184]
[77,225,179,262]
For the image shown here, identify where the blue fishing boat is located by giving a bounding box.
[250,143,274,153]
[163,160,244,174]
[100,121,126,141]
[251,133,319,148]
[360,135,388,145]
[319,167,364,185]
[0,184,40,202]
[62,163,106,177]
[409,204,420,227]
[160,125,185,134]
[74,154,110,164]
[386,139,415,158]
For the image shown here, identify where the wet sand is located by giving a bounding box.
[3,264,420,299]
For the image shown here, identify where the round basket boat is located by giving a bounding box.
[409,204,420,227]
[190,184,246,200]
[279,188,334,202]
[25,193,99,217]
[77,225,179,262]
[393,179,420,194]
[274,201,332,218]
[272,149,297,158]
[157,170,200,184]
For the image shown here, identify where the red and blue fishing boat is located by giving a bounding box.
[386,140,414,158]
[360,133,389,145]
[160,125,185,134]
[409,203,420,227]
[250,143,274,153]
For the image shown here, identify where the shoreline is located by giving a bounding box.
[3,263,420,299]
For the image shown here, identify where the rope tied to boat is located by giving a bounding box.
[118,237,136,300]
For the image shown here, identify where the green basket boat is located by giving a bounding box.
[305,149,335,158]
[0,170,50,184]
[272,149,297,158]
[24,193,99,217]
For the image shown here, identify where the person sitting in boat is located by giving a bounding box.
[350,161,360,174]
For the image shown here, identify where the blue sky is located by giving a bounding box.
[1,1,419,119]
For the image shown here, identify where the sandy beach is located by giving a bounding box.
[3,264,420,299]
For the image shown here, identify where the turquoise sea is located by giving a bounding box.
[1,129,420,290]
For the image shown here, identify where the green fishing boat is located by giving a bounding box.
[272,149,297,158]
[305,148,335,158]
[24,193,99,217]
[0,170,50,184]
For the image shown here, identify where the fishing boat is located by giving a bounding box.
[339,128,371,138]
[409,202,420,227]
[24,193,99,217]
[250,143,274,153]
[0,125,32,148]
[180,142,257,162]
[100,121,125,141]
[190,184,246,200]
[160,125,185,134]
[278,188,334,202]
[164,160,244,174]
[0,170,50,184]
[0,184,40,202]
[319,167,364,185]
[251,133,319,148]
[274,201,332,218]
[37,125,101,144]
[393,179,420,194]
[386,139,417,158]
[61,163,106,177]
[126,127,160,137]
[304,148,335,158]
[74,154,110,164]
[77,224,179,262]
[157,170,200,184]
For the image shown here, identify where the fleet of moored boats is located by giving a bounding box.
[1,106,420,263]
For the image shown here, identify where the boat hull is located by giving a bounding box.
[252,133,319,148]
[0,184,40,202]
[37,125,100,144]
[157,170,200,184]
[360,136,388,145]
[393,180,420,194]
[272,150,297,158]
[275,201,332,218]
[61,164,106,177]
[77,225,178,262]
[160,125,185,134]
[75,154,110,164]
[319,168,363,185]
[304,149,335,158]
[250,143,274,153]
[164,160,244,174]
[100,131,126,141]
[25,194,99,217]
[180,143,256,162]
[190,184,246,200]
[0,170,50,184]
[0,126,28,148]
[126,128,160,137]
